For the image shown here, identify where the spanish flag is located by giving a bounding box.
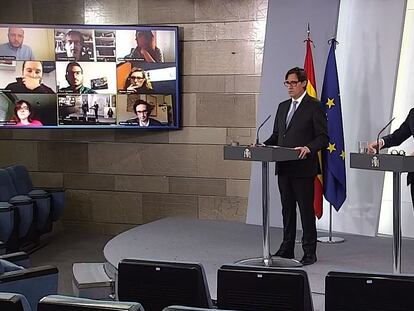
[304,37,323,219]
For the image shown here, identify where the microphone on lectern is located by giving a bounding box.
[376,117,395,154]
[256,115,272,145]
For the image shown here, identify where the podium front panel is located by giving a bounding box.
[224,145,300,162]
[350,153,414,173]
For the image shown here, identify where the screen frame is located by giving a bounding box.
[0,22,181,130]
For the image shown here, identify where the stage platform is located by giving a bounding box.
[103,217,414,310]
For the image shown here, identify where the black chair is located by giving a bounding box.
[0,169,34,250]
[118,259,213,311]
[163,306,236,311]
[0,292,31,311]
[38,295,144,311]
[325,270,414,311]
[5,165,65,233]
[217,264,314,311]
[0,203,15,249]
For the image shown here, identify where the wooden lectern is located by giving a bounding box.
[224,145,302,267]
[350,153,414,274]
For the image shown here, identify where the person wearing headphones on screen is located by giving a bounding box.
[56,30,92,61]
[5,61,55,93]
[127,99,162,126]
[59,62,96,94]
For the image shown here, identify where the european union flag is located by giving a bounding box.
[321,41,346,210]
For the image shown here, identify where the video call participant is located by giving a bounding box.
[5,61,55,93]
[263,67,328,266]
[127,99,162,126]
[59,62,96,94]
[124,67,153,93]
[56,30,91,61]
[125,30,164,63]
[0,27,34,60]
[12,100,42,126]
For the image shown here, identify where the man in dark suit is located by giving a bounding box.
[368,110,414,201]
[263,67,328,265]
[127,99,162,126]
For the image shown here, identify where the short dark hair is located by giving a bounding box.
[65,30,84,44]
[22,60,43,73]
[133,99,153,115]
[66,61,83,74]
[285,67,307,82]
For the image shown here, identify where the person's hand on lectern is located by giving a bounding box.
[367,140,384,154]
[294,146,310,159]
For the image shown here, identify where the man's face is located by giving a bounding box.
[285,73,307,100]
[8,28,24,48]
[65,34,82,59]
[23,61,43,80]
[66,65,83,88]
[135,103,149,122]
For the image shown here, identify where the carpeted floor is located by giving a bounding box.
[30,217,414,311]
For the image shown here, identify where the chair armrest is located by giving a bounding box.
[0,265,57,282]
[0,251,30,268]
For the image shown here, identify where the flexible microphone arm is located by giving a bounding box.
[376,117,395,154]
[256,115,272,145]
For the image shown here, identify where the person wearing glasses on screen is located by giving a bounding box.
[56,30,91,61]
[126,99,162,126]
[368,110,414,207]
[124,67,153,93]
[125,30,164,63]
[12,100,42,126]
[59,62,96,94]
[263,67,328,266]
[5,61,55,94]
[0,27,34,60]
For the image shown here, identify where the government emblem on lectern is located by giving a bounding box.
[243,148,252,159]
[371,155,380,168]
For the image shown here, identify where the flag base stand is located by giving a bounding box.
[317,236,344,243]
[317,204,345,244]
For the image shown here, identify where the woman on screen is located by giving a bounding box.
[125,31,164,63]
[124,67,153,93]
[12,100,43,126]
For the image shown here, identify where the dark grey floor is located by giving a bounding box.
[31,217,414,311]
[30,230,113,295]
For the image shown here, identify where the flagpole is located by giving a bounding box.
[318,204,344,243]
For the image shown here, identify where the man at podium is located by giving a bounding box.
[263,67,328,265]
[368,110,414,202]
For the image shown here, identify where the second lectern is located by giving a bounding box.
[224,145,302,267]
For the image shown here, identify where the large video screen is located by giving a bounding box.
[0,24,180,129]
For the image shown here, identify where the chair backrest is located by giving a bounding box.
[118,259,213,311]
[38,295,144,311]
[325,271,414,311]
[0,169,18,201]
[0,265,58,311]
[0,292,31,311]
[5,165,33,195]
[217,264,313,311]
[163,306,235,311]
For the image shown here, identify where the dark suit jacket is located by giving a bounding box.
[264,93,328,177]
[126,117,162,126]
[382,108,414,185]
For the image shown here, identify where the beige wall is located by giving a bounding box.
[0,0,267,234]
